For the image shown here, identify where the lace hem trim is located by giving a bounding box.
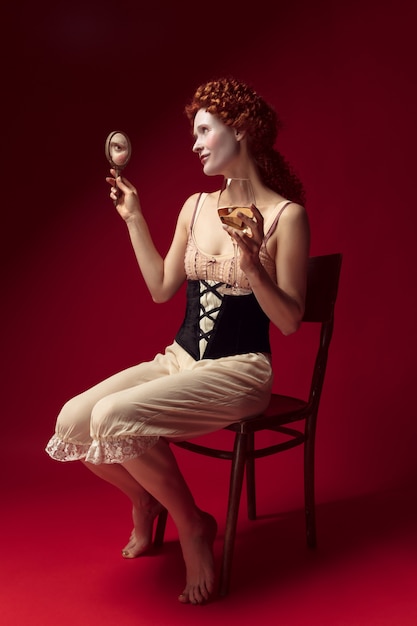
[45,434,160,465]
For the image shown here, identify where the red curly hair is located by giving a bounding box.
[185,77,305,205]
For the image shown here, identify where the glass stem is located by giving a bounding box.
[232,241,239,289]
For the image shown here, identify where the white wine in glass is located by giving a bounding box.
[217,177,255,296]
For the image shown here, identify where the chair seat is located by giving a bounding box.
[264,393,308,416]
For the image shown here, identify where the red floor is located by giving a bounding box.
[2,442,417,626]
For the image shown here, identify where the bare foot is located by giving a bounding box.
[122,500,164,558]
[178,511,218,605]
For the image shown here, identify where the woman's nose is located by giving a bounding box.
[192,138,201,153]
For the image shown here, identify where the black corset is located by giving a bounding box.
[175,280,271,361]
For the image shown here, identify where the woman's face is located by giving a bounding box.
[192,109,241,176]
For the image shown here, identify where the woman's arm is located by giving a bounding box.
[107,171,197,303]
[228,203,310,335]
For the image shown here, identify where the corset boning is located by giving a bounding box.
[175,280,271,361]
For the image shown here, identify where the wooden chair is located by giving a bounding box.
[154,253,343,597]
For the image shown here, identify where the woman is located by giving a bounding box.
[46,77,310,604]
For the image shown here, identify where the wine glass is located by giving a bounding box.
[217,177,255,296]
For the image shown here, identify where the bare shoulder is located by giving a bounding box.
[276,201,309,238]
[279,201,308,223]
[177,192,202,225]
[178,190,219,225]
[181,191,202,212]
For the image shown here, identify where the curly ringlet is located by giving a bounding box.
[185,77,305,206]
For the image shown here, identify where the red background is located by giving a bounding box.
[2,0,417,580]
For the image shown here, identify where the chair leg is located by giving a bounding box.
[304,434,317,549]
[153,508,168,548]
[246,432,256,520]
[219,432,248,597]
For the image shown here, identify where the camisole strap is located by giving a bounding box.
[190,192,208,231]
[264,200,293,244]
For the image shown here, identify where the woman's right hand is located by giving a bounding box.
[105,168,142,222]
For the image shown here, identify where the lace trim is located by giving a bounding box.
[184,239,253,289]
[45,435,90,462]
[45,434,160,465]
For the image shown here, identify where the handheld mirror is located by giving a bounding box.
[105,130,132,177]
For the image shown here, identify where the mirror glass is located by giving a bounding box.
[105,130,131,174]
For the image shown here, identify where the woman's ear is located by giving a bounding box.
[234,129,246,142]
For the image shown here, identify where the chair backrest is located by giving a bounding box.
[303,253,343,411]
[303,253,343,323]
